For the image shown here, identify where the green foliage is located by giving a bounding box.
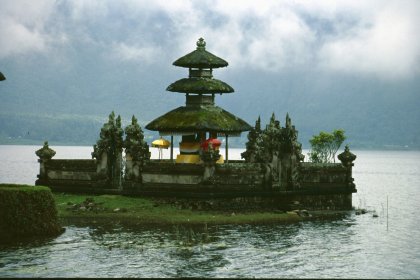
[124,115,150,162]
[0,184,63,241]
[309,129,346,163]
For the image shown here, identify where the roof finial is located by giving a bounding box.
[196,37,206,50]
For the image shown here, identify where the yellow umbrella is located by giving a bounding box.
[152,137,170,159]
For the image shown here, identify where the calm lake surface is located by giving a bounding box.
[0,145,419,278]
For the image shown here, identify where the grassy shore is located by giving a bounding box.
[54,193,302,225]
[53,193,349,226]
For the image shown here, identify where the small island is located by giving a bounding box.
[35,38,357,213]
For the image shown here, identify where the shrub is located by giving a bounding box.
[0,184,64,241]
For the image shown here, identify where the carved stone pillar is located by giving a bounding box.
[35,141,56,182]
[96,151,108,179]
[279,153,291,191]
[338,145,357,191]
[127,154,141,181]
[125,153,134,180]
[271,152,281,189]
[114,151,123,189]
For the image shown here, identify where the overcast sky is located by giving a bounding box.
[1,0,419,81]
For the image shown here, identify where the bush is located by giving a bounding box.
[0,184,64,242]
[308,129,346,163]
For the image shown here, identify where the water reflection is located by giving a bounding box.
[0,212,418,278]
[1,148,420,278]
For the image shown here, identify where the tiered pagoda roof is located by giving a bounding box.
[146,38,251,136]
[172,37,228,69]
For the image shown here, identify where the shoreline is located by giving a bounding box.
[2,142,419,151]
[54,193,353,227]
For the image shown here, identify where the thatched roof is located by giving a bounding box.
[145,105,252,135]
[166,78,234,94]
[173,38,228,69]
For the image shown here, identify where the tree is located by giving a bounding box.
[309,129,346,163]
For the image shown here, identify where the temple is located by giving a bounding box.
[35,38,357,211]
[146,38,252,164]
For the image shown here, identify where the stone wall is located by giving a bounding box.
[35,159,114,193]
[212,162,264,190]
[45,159,97,181]
[34,142,357,210]
[299,162,356,193]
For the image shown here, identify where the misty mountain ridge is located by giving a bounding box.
[1,39,419,150]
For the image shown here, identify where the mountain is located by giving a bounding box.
[1,34,419,150]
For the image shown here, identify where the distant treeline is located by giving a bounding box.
[1,113,419,150]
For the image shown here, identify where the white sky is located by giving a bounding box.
[1,0,419,80]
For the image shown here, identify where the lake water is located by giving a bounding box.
[0,145,420,278]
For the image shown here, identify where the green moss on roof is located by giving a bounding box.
[167,78,234,94]
[145,105,252,134]
[173,38,228,69]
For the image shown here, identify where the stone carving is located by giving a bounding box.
[242,113,305,190]
[35,141,56,180]
[92,111,124,185]
[241,116,262,163]
[35,141,56,160]
[124,115,150,181]
[338,145,356,167]
[338,145,357,190]
[282,113,305,189]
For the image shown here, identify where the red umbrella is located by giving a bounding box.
[201,138,221,151]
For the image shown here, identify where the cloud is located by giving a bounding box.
[0,17,47,57]
[111,42,162,63]
[317,1,420,79]
[0,0,66,58]
[1,0,419,79]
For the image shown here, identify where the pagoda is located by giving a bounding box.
[146,38,252,163]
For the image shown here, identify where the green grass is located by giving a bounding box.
[53,193,304,225]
